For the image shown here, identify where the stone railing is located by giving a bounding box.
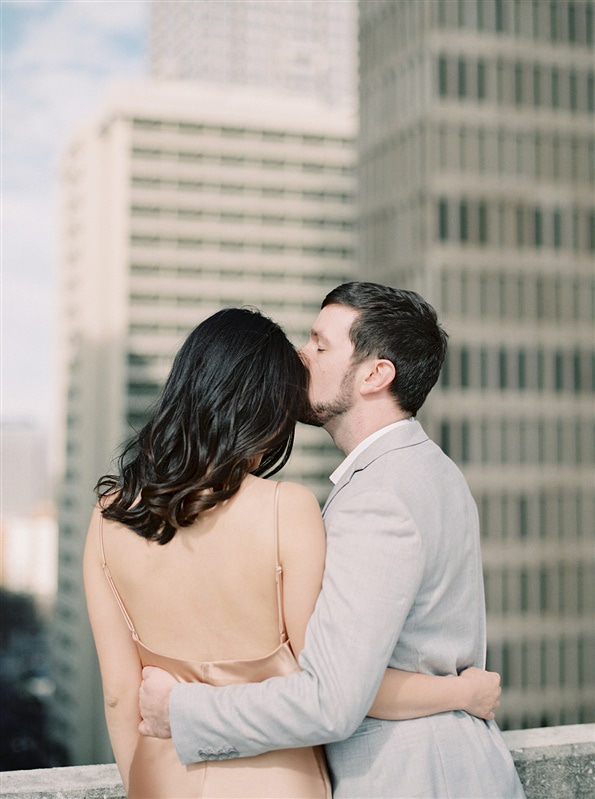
[1,724,593,798]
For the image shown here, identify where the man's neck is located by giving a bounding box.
[326,403,411,456]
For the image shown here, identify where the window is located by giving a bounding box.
[515,62,523,105]
[516,204,525,246]
[569,71,578,111]
[555,351,564,391]
[459,200,469,242]
[568,2,577,42]
[518,350,527,388]
[461,421,471,463]
[495,0,505,32]
[479,201,488,244]
[439,198,449,240]
[499,349,508,389]
[550,0,558,42]
[553,210,562,249]
[440,421,451,456]
[477,0,485,30]
[438,55,448,97]
[551,68,560,108]
[534,208,543,247]
[536,349,545,389]
[477,60,486,100]
[461,347,470,387]
[533,65,541,107]
[458,57,467,98]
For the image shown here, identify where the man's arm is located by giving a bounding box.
[165,486,425,763]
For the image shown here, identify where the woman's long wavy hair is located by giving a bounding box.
[96,308,308,544]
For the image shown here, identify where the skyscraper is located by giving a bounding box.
[150,0,357,108]
[53,80,355,764]
[358,0,594,729]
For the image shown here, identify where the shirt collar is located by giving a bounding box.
[329,417,415,485]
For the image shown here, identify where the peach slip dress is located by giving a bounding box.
[100,482,331,799]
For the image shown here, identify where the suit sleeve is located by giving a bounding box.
[170,485,425,763]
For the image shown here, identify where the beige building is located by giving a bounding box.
[358,0,594,730]
[150,0,357,108]
[53,80,355,764]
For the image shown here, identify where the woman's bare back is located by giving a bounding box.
[100,475,286,663]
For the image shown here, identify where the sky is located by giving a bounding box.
[2,0,147,433]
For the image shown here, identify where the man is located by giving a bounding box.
[140,283,525,797]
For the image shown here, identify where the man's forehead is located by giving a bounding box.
[311,304,358,341]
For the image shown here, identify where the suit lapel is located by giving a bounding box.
[322,420,429,517]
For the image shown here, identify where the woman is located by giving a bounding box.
[84,308,499,798]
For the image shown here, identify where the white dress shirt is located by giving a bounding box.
[329,417,415,485]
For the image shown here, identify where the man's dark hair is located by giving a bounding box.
[96,308,307,544]
[322,282,448,416]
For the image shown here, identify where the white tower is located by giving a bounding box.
[358,0,594,730]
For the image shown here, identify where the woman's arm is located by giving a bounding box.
[369,666,501,721]
[83,505,143,791]
[277,483,327,656]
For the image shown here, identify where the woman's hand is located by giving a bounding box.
[458,666,501,720]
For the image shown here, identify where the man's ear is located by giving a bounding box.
[360,359,396,395]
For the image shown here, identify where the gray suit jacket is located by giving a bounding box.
[170,421,525,798]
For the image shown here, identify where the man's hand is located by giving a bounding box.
[139,666,176,738]
[459,666,501,721]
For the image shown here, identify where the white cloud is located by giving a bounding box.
[2,0,147,428]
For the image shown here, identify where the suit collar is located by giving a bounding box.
[322,419,429,515]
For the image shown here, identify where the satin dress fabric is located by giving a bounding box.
[100,484,331,799]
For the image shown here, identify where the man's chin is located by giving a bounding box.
[298,408,326,428]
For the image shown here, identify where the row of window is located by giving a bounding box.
[130,263,340,283]
[439,417,593,466]
[132,118,352,148]
[361,119,594,190]
[361,2,593,77]
[486,636,594,704]
[439,269,594,324]
[130,205,353,230]
[130,235,353,258]
[437,198,595,253]
[437,124,594,184]
[437,0,594,45]
[484,563,592,616]
[132,175,352,203]
[476,487,591,540]
[441,345,594,394]
[131,147,354,176]
[437,53,594,113]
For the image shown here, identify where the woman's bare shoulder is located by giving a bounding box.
[276,480,321,512]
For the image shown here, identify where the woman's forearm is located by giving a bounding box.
[104,690,142,791]
[368,666,501,721]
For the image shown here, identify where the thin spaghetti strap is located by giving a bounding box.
[273,482,287,643]
[99,512,138,638]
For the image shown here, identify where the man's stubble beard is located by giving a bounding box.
[299,365,357,428]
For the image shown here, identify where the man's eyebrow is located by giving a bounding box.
[310,328,330,345]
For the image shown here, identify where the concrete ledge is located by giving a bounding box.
[0,762,124,798]
[503,723,595,799]
[1,724,593,798]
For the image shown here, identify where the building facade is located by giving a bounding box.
[150,0,357,108]
[53,81,355,764]
[358,0,594,730]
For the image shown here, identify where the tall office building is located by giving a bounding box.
[359,0,594,729]
[150,0,357,108]
[53,80,355,764]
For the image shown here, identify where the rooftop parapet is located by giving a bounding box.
[1,724,593,799]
